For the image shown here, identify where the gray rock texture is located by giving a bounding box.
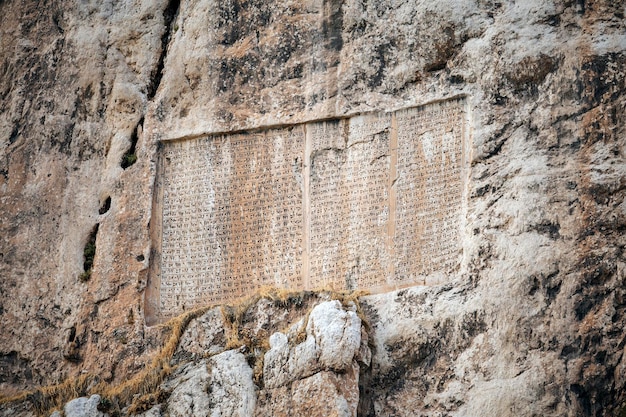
[257,300,366,417]
[160,361,211,417]
[64,395,106,417]
[263,300,363,389]
[206,351,256,417]
[1,0,625,416]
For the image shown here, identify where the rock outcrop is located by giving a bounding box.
[256,300,366,417]
[1,0,625,416]
[57,395,106,417]
[150,351,256,417]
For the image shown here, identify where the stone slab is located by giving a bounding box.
[146,97,469,323]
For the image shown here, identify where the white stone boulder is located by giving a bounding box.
[63,395,106,417]
[264,300,362,389]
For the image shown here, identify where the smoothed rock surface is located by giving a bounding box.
[63,395,106,417]
[1,0,625,416]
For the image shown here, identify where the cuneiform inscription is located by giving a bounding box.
[394,100,466,285]
[157,128,304,317]
[150,97,468,320]
[308,114,391,290]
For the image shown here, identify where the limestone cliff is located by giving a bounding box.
[1,0,625,416]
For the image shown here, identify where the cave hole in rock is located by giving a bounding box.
[99,196,111,214]
[121,118,143,169]
[80,224,99,282]
[67,326,76,343]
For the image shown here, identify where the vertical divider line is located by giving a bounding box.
[387,113,399,287]
[461,97,472,197]
[146,141,165,325]
[303,124,312,290]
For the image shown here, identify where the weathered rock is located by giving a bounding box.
[1,1,625,417]
[64,395,106,417]
[258,300,366,417]
[257,365,361,417]
[263,300,362,389]
[206,350,256,417]
[173,307,226,364]
[161,361,211,417]
[290,367,360,417]
[146,351,256,417]
[0,0,172,391]
[307,300,362,371]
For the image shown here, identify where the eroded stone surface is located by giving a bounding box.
[64,395,106,417]
[288,367,360,417]
[160,361,211,417]
[206,351,257,417]
[173,307,226,363]
[263,300,363,390]
[1,1,625,416]
[148,100,468,321]
[257,300,366,417]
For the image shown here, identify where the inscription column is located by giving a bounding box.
[343,114,391,290]
[307,114,391,291]
[308,119,348,289]
[157,127,304,318]
[394,98,465,285]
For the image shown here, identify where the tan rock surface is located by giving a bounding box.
[0,0,625,416]
[0,0,173,392]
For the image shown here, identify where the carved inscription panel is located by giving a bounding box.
[308,114,392,291]
[148,98,468,321]
[152,128,304,319]
[394,100,466,286]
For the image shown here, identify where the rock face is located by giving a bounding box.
[63,395,106,417]
[257,301,365,417]
[1,1,626,417]
[149,353,255,417]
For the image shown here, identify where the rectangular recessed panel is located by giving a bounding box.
[151,127,305,319]
[147,98,468,322]
[308,114,391,290]
[394,100,467,286]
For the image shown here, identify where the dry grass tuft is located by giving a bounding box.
[219,286,310,350]
[0,391,29,407]
[125,389,167,415]
[0,287,369,416]
[0,373,95,416]
[0,306,209,416]
[325,288,372,330]
[97,305,211,414]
